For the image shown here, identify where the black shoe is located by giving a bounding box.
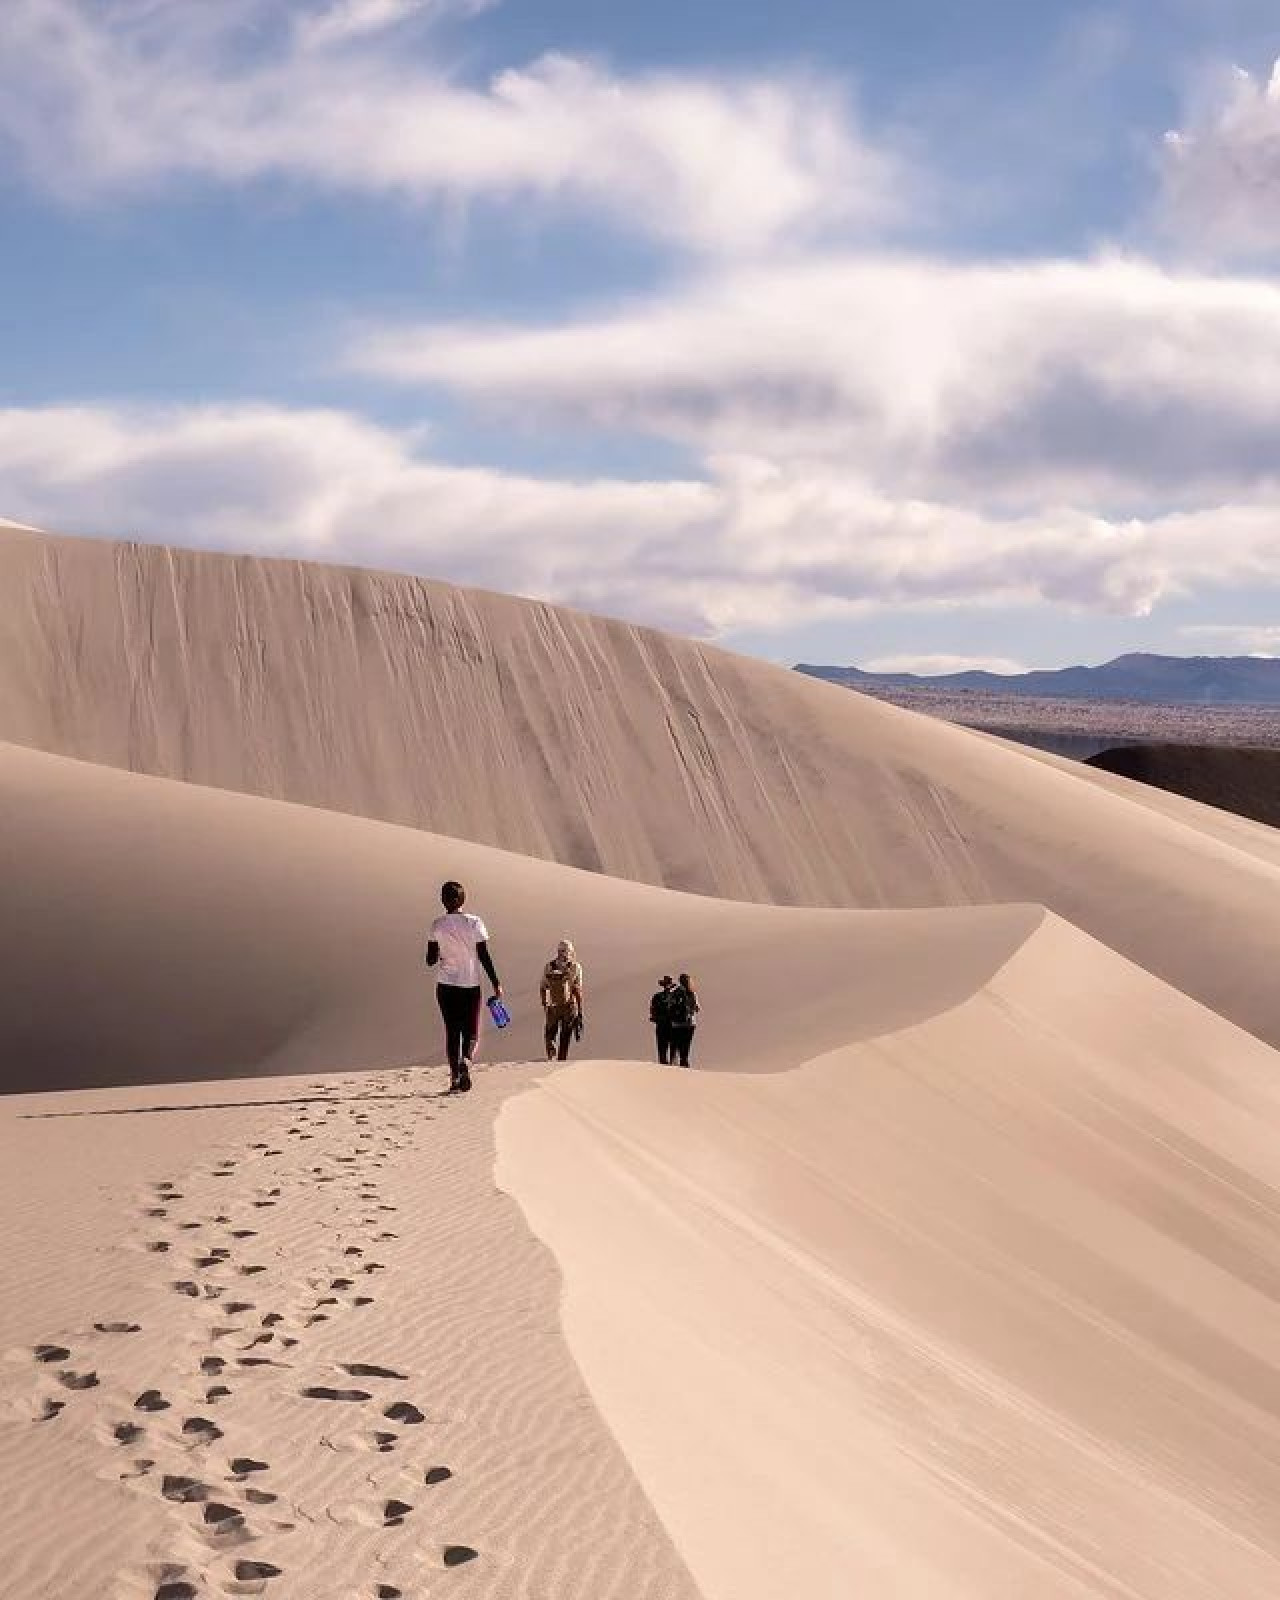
[457,1061,472,1093]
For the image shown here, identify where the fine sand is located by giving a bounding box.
[4,522,1280,1598]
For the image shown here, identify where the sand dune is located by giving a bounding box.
[5,521,1280,1599]
[499,914,1280,1599]
[0,739,1035,1091]
[2,526,1279,1049]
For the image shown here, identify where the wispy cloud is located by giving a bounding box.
[0,0,900,256]
[352,251,1280,511]
[6,404,1280,637]
[1179,621,1280,655]
[1161,58,1280,259]
[296,0,490,52]
[861,654,1031,676]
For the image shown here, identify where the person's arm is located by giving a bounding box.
[426,939,439,968]
[539,967,550,1008]
[476,939,502,997]
[572,964,585,1013]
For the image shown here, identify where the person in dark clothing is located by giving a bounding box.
[667,973,699,1067]
[425,880,502,1093]
[649,975,677,1064]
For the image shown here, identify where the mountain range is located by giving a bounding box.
[797,652,1280,705]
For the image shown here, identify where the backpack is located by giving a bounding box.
[545,961,576,1008]
[669,985,697,1027]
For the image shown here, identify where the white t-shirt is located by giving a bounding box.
[430,911,490,988]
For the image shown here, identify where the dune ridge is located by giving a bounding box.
[3,527,1280,1048]
[498,913,1280,1600]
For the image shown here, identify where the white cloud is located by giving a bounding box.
[1179,622,1280,655]
[1161,60,1280,259]
[353,251,1280,513]
[0,1,898,256]
[296,0,487,52]
[861,654,1031,676]
[5,404,1280,638]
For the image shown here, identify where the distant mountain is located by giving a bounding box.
[796,653,1280,707]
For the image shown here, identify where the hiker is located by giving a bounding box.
[540,938,584,1062]
[649,974,677,1064]
[425,880,502,1093]
[668,973,699,1067]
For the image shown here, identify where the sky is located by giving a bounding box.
[4,2,1280,670]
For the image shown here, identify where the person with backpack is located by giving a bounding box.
[649,975,677,1063]
[540,938,584,1062]
[668,973,700,1067]
[426,880,503,1093]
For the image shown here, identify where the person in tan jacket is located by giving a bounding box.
[540,938,584,1061]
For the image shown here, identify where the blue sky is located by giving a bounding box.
[4,0,1280,670]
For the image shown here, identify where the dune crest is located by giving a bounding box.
[498,915,1280,1599]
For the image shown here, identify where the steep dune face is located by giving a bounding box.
[0,740,1037,1093]
[499,915,1280,1600]
[3,527,1280,1046]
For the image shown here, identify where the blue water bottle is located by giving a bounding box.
[487,995,511,1029]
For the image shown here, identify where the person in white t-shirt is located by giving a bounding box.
[425,880,503,1093]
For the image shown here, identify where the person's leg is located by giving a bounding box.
[457,986,482,1089]
[675,1026,692,1066]
[544,1009,558,1060]
[437,984,463,1084]
[656,1022,671,1064]
[683,1025,695,1067]
[557,1012,573,1061]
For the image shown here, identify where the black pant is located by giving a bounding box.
[436,983,482,1073]
[669,1024,695,1067]
[654,1022,674,1064]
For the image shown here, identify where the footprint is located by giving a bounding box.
[301,1387,372,1403]
[201,1357,227,1376]
[114,1421,146,1445]
[59,1369,99,1390]
[162,1474,209,1503]
[206,1385,233,1404]
[155,1583,198,1600]
[94,1321,141,1334]
[35,1397,65,1421]
[234,1559,281,1580]
[443,1547,478,1568]
[34,1344,71,1364]
[383,1499,413,1526]
[172,1281,200,1297]
[135,1390,171,1412]
[182,1417,225,1444]
[340,1364,406,1381]
[382,1402,424,1425]
[203,1501,246,1537]
[229,1457,269,1476]
[244,1488,277,1506]
[148,1242,173,1255]
[424,1466,452,1486]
